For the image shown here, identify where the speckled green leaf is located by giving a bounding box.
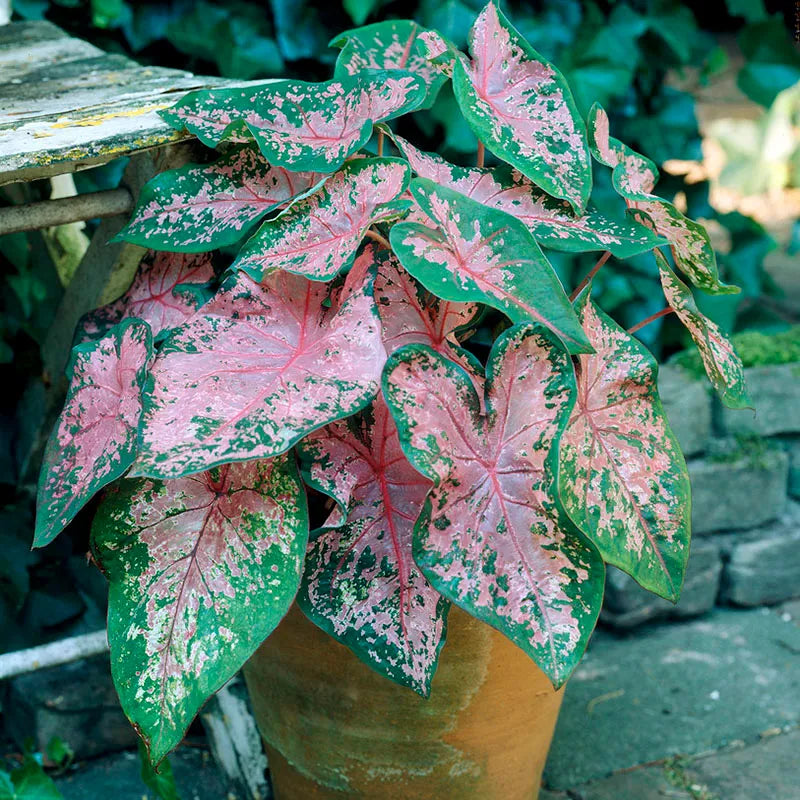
[383,325,604,686]
[117,146,325,252]
[232,158,410,281]
[452,2,592,212]
[297,398,446,696]
[588,104,738,296]
[160,72,425,172]
[92,455,308,764]
[655,250,751,409]
[389,131,663,258]
[559,293,690,601]
[331,20,450,109]
[34,319,153,548]
[390,178,591,354]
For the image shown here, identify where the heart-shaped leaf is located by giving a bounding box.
[161,72,425,172]
[390,131,663,258]
[34,319,153,547]
[331,20,450,108]
[232,158,410,281]
[297,398,446,696]
[558,293,690,601]
[383,325,604,686]
[118,146,325,252]
[452,2,592,212]
[92,455,308,764]
[390,178,592,354]
[133,259,386,479]
[588,104,738,296]
[655,250,750,409]
[78,251,214,344]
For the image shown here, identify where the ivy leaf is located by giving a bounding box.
[0,756,62,800]
[133,260,385,479]
[588,104,738,296]
[34,319,153,548]
[92,456,308,765]
[117,147,324,252]
[452,2,592,212]
[77,251,214,344]
[389,131,663,258]
[390,178,592,354]
[297,398,446,696]
[161,72,425,172]
[655,250,751,410]
[558,293,690,601]
[232,158,410,282]
[331,20,450,108]
[383,325,604,686]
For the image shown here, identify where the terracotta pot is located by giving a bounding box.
[243,603,564,799]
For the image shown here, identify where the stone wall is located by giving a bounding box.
[601,361,800,629]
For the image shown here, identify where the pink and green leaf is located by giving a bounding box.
[232,158,410,281]
[92,456,308,764]
[587,104,738,296]
[390,178,592,354]
[162,73,425,172]
[389,132,663,259]
[655,250,751,409]
[452,2,592,212]
[331,20,450,108]
[78,251,214,344]
[133,260,386,479]
[297,399,446,696]
[117,146,325,252]
[383,325,604,686]
[34,319,153,547]
[558,293,690,601]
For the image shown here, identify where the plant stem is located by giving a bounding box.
[628,307,675,334]
[477,141,485,168]
[365,228,391,250]
[377,129,385,157]
[570,251,611,302]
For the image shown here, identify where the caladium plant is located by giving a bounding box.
[34,0,750,765]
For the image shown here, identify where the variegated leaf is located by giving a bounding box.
[92,456,308,764]
[559,293,690,601]
[452,2,592,212]
[383,325,604,686]
[331,20,449,108]
[34,319,153,547]
[655,250,751,409]
[390,132,663,258]
[161,72,425,172]
[232,158,410,281]
[390,178,592,354]
[133,260,386,479]
[587,104,738,296]
[297,399,446,695]
[78,251,214,343]
[117,147,324,252]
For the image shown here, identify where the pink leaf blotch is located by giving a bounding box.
[297,398,446,695]
[35,319,153,547]
[383,325,604,686]
[133,261,386,479]
[655,250,751,409]
[559,293,691,601]
[452,2,592,212]
[390,132,662,258]
[232,158,410,281]
[117,146,325,252]
[588,104,738,296]
[390,177,592,354]
[91,456,308,764]
[78,251,214,344]
[161,72,425,173]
